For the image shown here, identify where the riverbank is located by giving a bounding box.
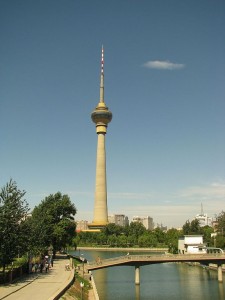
[77,246,168,252]
[60,255,98,300]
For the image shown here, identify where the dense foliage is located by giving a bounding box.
[76,217,225,252]
[0,180,29,272]
[0,180,77,277]
[217,211,225,234]
[26,192,77,257]
[75,222,181,252]
[215,211,225,248]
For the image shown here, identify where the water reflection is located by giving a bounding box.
[218,282,225,299]
[135,284,140,300]
[93,268,107,299]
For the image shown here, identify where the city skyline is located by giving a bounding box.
[0,1,224,228]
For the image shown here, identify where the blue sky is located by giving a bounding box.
[0,0,224,228]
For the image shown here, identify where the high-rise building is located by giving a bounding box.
[132,216,154,230]
[88,47,112,231]
[108,214,129,227]
[195,204,212,227]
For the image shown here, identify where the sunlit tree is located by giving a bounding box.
[0,180,29,274]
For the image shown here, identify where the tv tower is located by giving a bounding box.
[89,46,112,230]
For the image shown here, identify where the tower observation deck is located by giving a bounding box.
[88,47,112,231]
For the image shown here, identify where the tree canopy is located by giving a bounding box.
[0,179,29,271]
[217,211,225,234]
[28,192,77,256]
[182,219,201,235]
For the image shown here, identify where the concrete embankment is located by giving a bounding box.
[77,247,168,252]
[89,274,99,300]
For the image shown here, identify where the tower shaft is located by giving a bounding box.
[93,133,108,224]
[89,47,112,230]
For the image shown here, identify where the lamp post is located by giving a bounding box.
[80,254,85,300]
[81,254,84,278]
[80,281,84,300]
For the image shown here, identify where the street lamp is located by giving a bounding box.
[80,281,84,300]
[81,254,84,279]
[80,254,85,300]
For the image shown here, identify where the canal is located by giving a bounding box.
[71,249,225,300]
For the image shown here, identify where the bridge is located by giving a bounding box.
[85,254,225,284]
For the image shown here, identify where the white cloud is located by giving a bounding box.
[177,181,225,200]
[143,60,185,70]
[109,192,154,200]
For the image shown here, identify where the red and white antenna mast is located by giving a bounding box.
[100,45,104,103]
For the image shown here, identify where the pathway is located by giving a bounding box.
[0,255,74,300]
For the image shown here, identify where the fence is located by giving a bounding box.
[0,264,28,284]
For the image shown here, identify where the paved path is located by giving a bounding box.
[0,256,74,300]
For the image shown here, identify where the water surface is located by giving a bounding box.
[71,249,225,300]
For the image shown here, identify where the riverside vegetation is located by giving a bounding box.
[0,179,76,282]
[74,217,224,252]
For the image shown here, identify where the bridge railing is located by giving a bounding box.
[87,253,225,266]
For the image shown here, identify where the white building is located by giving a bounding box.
[178,235,207,254]
[195,204,212,227]
[195,213,212,227]
[132,216,154,230]
[108,214,129,227]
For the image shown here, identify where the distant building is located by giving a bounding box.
[132,216,154,230]
[195,213,212,227]
[178,235,206,254]
[76,220,89,232]
[212,219,219,231]
[195,204,212,227]
[108,214,129,227]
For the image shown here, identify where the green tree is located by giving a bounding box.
[214,211,225,249]
[154,228,166,244]
[215,234,225,249]
[117,235,128,247]
[217,211,225,235]
[200,226,214,246]
[128,222,146,244]
[103,223,123,236]
[183,219,201,235]
[108,234,118,247]
[183,220,191,235]
[29,192,76,256]
[166,228,181,253]
[0,180,29,274]
[138,232,157,247]
[190,219,201,234]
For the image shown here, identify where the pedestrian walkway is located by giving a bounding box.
[0,255,74,300]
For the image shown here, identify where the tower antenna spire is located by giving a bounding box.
[100,45,104,103]
[201,203,204,215]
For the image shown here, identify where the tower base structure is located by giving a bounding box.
[87,222,108,232]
